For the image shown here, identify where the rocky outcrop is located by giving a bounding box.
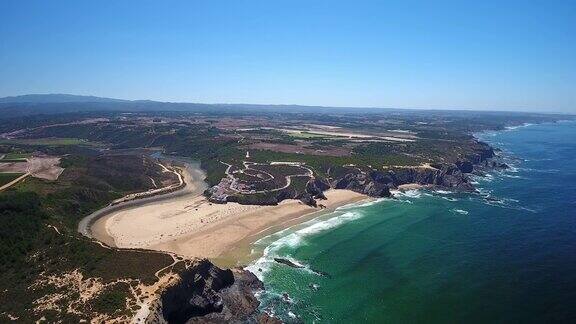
[306,177,330,199]
[159,259,271,324]
[386,164,475,191]
[455,160,474,173]
[298,192,317,207]
[331,170,392,198]
[465,142,495,164]
[204,140,503,207]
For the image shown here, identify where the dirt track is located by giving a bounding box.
[0,156,64,191]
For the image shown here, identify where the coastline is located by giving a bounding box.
[86,159,369,268]
[83,122,525,270]
[248,120,576,323]
[210,189,370,268]
[79,161,207,240]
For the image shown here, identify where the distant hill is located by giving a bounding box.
[0,94,572,120]
[0,94,130,104]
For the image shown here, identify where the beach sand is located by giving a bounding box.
[92,185,367,267]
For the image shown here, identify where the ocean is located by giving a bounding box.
[247,121,576,323]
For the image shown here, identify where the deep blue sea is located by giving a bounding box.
[247,121,576,323]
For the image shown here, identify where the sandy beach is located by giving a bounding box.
[90,162,368,267]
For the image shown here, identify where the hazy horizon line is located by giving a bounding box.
[1,92,574,115]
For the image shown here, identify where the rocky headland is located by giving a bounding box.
[205,140,507,207]
[147,259,280,324]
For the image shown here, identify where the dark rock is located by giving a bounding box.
[298,192,317,207]
[274,258,304,268]
[369,170,395,185]
[362,181,391,197]
[257,313,283,324]
[306,177,330,196]
[455,160,474,173]
[386,163,474,192]
[160,260,263,324]
[274,258,331,278]
[498,162,509,169]
[161,260,234,323]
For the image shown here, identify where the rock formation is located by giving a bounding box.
[204,140,503,207]
[158,259,275,324]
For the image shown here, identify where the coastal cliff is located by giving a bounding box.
[205,140,504,207]
[150,259,279,324]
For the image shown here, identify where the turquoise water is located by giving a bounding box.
[248,121,576,323]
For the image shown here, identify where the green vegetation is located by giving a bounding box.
[0,172,24,186]
[0,153,175,322]
[0,137,90,146]
[0,191,46,269]
[2,152,30,160]
[288,175,311,192]
[249,149,421,177]
[93,283,131,315]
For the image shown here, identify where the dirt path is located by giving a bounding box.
[0,172,30,191]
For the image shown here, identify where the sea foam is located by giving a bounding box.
[247,210,366,279]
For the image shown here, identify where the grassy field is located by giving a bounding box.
[1,152,30,160]
[0,137,91,146]
[0,172,25,186]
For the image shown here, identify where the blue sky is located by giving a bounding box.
[0,0,575,113]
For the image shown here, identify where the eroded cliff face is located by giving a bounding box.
[205,141,504,207]
[156,259,278,324]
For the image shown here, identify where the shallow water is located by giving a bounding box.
[248,121,576,323]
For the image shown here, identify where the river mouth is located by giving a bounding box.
[81,154,208,247]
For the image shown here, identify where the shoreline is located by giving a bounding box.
[79,160,207,240]
[83,135,511,270]
[87,159,369,267]
[211,190,371,268]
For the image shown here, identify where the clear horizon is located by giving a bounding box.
[1,0,575,113]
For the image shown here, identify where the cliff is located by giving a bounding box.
[205,140,504,207]
[155,259,279,324]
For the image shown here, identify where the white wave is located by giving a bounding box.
[434,190,452,195]
[480,200,537,213]
[339,197,387,209]
[298,211,364,236]
[442,197,458,202]
[394,189,422,198]
[507,165,519,173]
[518,167,559,174]
[479,173,494,182]
[505,123,533,131]
[246,210,365,279]
[501,173,524,179]
[453,209,469,215]
[477,187,492,196]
